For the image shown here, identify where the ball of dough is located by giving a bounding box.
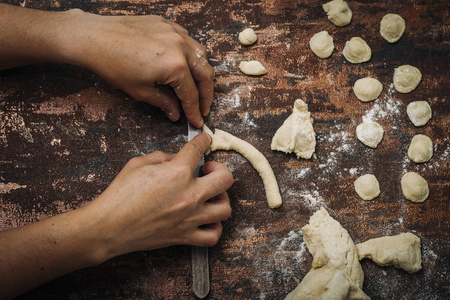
[353,77,383,102]
[356,122,384,148]
[401,172,429,203]
[380,14,406,43]
[322,0,352,27]
[407,101,432,127]
[408,134,433,163]
[309,31,334,58]
[239,28,257,46]
[239,61,267,76]
[393,65,422,93]
[343,37,372,63]
[354,174,380,200]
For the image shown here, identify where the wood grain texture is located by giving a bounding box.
[1,0,449,299]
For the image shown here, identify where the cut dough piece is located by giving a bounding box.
[356,233,422,274]
[309,31,334,58]
[393,65,422,93]
[408,134,433,163]
[343,37,372,64]
[401,172,429,203]
[353,77,383,102]
[356,122,384,148]
[239,61,267,76]
[380,14,406,43]
[239,28,258,45]
[271,99,316,159]
[354,174,380,200]
[285,207,369,300]
[407,101,432,127]
[322,0,352,27]
[202,125,282,208]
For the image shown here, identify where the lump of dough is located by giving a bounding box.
[285,207,369,300]
[354,174,380,200]
[271,99,316,159]
[356,233,422,274]
[239,60,267,76]
[401,172,429,203]
[239,28,258,45]
[322,0,352,27]
[408,134,433,163]
[353,77,383,102]
[380,14,406,43]
[309,31,334,58]
[203,125,282,208]
[343,37,372,64]
[393,65,422,93]
[356,122,384,148]
[407,101,432,127]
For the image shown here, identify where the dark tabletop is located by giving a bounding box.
[1,0,449,299]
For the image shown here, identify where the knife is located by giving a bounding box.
[188,122,210,299]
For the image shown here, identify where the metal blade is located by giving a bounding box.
[188,122,209,299]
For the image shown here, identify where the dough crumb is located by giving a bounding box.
[356,121,384,148]
[356,233,422,274]
[322,0,352,27]
[380,14,406,43]
[353,77,383,102]
[271,99,316,159]
[393,65,422,93]
[239,60,267,76]
[354,174,380,200]
[408,134,433,163]
[401,172,429,203]
[239,28,258,45]
[309,31,334,58]
[343,37,372,63]
[407,101,432,127]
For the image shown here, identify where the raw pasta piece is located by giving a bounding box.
[356,233,422,274]
[356,122,384,148]
[203,125,282,208]
[408,134,433,163]
[309,31,334,58]
[239,61,267,76]
[401,172,429,203]
[239,28,258,45]
[354,174,380,200]
[407,101,432,126]
[393,65,422,93]
[322,0,352,27]
[343,37,371,63]
[380,14,406,43]
[353,77,383,102]
[285,207,369,300]
[271,99,316,159]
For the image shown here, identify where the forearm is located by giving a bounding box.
[0,4,81,70]
[0,205,110,299]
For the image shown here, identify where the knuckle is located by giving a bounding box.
[168,32,187,47]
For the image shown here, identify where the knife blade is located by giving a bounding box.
[188,122,210,299]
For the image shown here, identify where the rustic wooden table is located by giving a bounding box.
[1,0,449,299]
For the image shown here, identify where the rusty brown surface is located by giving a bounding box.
[1,0,449,299]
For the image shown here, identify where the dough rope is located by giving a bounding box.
[203,125,282,208]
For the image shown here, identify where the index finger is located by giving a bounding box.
[173,133,211,172]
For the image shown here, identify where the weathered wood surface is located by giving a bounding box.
[1,0,449,299]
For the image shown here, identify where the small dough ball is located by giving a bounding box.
[354,174,380,200]
[380,14,406,43]
[239,61,267,76]
[343,37,372,63]
[401,172,429,203]
[353,77,383,102]
[322,0,352,27]
[356,122,384,148]
[407,101,432,126]
[393,65,422,93]
[408,134,433,163]
[239,28,257,46]
[309,31,334,58]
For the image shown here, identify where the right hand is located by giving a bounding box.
[87,133,234,259]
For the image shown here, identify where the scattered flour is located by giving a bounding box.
[362,84,402,123]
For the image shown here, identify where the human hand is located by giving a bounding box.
[62,10,214,128]
[87,133,233,259]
